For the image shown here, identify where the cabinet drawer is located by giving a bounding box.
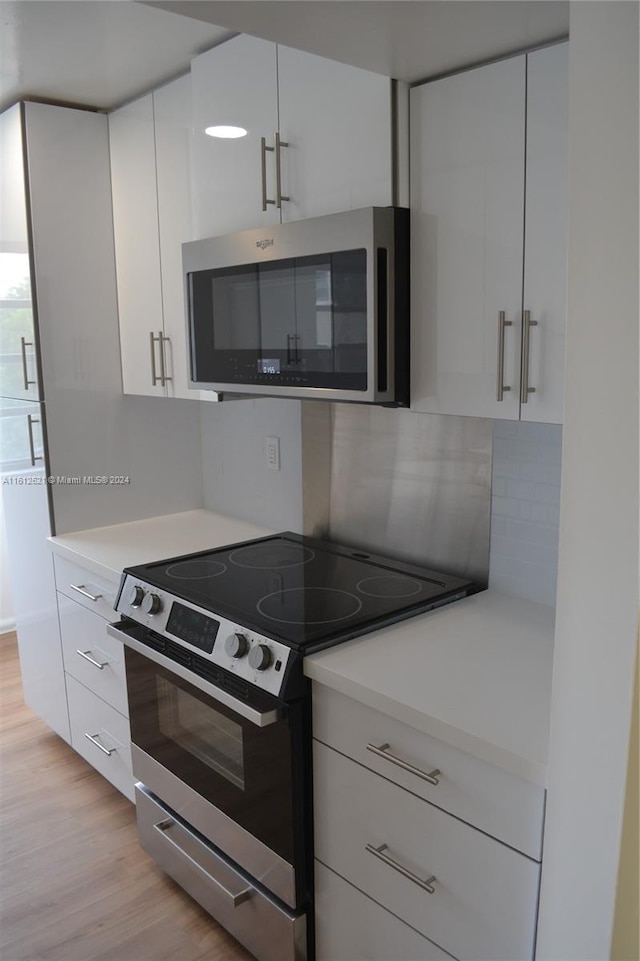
[314,741,539,961]
[53,555,119,622]
[315,861,454,961]
[58,593,128,716]
[312,684,545,860]
[66,675,134,802]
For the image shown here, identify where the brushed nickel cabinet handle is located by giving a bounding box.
[150,331,163,386]
[365,843,437,894]
[21,336,36,390]
[84,732,116,756]
[76,649,108,670]
[26,414,43,467]
[496,310,513,402]
[159,333,172,385]
[70,584,103,602]
[520,309,538,404]
[366,742,441,785]
[153,818,254,906]
[275,131,290,208]
[261,137,276,210]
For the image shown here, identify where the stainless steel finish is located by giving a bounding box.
[76,649,108,670]
[275,131,290,207]
[107,622,282,727]
[183,206,401,405]
[84,732,116,756]
[260,136,276,210]
[20,336,36,390]
[365,842,437,894]
[496,310,513,401]
[305,403,492,584]
[26,413,43,466]
[150,331,162,386]
[159,333,172,385]
[70,583,102,602]
[133,746,297,908]
[153,818,253,906]
[366,742,441,785]
[136,785,307,961]
[520,309,538,404]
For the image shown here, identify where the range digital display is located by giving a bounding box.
[166,602,219,653]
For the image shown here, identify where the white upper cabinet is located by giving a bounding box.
[410,43,568,423]
[191,36,280,238]
[521,43,568,424]
[190,35,394,238]
[110,77,217,401]
[276,44,393,222]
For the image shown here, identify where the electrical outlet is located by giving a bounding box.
[265,436,280,471]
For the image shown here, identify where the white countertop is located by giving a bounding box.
[305,589,555,786]
[48,509,275,581]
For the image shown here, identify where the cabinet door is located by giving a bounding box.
[0,398,44,471]
[154,74,218,403]
[191,36,279,238]
[277,45,393,223]
[2,466,70,743]
[0,105,40,402]
[521,43,568,425]
[109,94,165,397]
[410,56,526,419]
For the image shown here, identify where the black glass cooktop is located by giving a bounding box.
[123,533,475,652]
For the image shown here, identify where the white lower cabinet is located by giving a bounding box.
[54,554,134,802]
[315,862,453,961]
[312,684,544,961]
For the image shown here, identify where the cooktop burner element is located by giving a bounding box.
[115,532,477,700]
[257,587,363,625]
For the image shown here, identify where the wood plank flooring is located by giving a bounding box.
[0,631,253,961]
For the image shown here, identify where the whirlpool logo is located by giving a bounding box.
[256,238,274,250]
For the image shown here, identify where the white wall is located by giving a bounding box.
[200,397,304,533]
[536,4,639,958]
[0,494,15,632]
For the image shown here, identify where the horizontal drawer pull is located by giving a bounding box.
[76,649,108,670]
[153,818,254,907]
[84,732,116,757]
[366,742,441,785]
[365,842,436,895]
[70,584,103,602]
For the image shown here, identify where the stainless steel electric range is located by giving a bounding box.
[108,532,475,961]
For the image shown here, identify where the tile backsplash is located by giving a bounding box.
[489,420,563,607]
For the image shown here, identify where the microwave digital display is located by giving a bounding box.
[257,359,280,375]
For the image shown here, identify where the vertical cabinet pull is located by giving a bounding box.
[150,331,164,387]
[520,310,538,404]
[159,333,171,385]
[275,132,289,208]
[261,137,277,210]
[496,311,512,402]
[26,414,43,467]
[261,134,290,211]
[21,337,36,391]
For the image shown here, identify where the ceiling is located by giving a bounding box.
[1,0,569,115]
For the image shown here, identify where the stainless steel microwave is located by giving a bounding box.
[183,207,409,406]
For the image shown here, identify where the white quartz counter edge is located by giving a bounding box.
[304,589,555,787]
[48,509,276,582]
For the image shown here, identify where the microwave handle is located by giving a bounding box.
[107,622,283,728]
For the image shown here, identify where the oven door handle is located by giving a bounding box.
[107,622,283,728]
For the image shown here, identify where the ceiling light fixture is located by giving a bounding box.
[205,125,248,139]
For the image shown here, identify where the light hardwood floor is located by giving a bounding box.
[0,631,254,961]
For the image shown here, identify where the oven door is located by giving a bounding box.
[108,621,307,909]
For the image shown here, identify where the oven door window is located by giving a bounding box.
[126,649,294,863]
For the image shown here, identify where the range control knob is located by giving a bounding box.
[142,592,163,616]
[248,643,271,672]
[225,633,249,659]
[127,584,144,608]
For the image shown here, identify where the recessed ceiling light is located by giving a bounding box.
[205,125,248,139]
